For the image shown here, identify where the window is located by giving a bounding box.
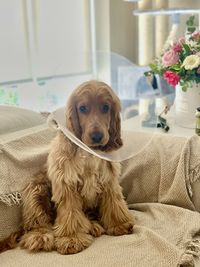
[34,0,91,79]
[0,0,92,110]
[0,0,31,84]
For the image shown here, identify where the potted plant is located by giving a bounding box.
[147,16,200,128]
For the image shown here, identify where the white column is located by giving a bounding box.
[94,0,111,84]
[138,0,154,66]
[155,0,168,57]
[89,0,97,77]
[25,0,38,83]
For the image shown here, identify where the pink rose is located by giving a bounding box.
[163,71,181,87]
[193,32,200,41]
[162,49,179,68]
[172,43,182,53]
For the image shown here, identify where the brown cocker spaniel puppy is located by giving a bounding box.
[0,80,134,255]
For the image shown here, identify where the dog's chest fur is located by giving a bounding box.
[75,150,119,209]
[77,153,106,208]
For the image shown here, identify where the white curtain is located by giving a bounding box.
[0,0,91,85]
[0,1,31,83]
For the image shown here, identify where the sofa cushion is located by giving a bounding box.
[0,105,46,135]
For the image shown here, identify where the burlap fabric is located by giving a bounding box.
[0,106,55,241]
[1,106,200,266]
[0,106,46,135]
[0,125,55,203]
[0,203,21,240]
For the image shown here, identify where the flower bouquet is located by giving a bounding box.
[146,16,200,128]
[148,16,200,92]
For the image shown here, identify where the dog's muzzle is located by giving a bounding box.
[90,132,104,144]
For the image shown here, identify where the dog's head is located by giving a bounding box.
[65,80,123,152]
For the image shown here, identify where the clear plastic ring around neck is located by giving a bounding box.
[48,51,175,162]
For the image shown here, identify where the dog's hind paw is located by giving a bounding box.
[19,229,54,252]
[55,233,93,255]
[106,221,134,236]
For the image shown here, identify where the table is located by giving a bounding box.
[122,112,196,138]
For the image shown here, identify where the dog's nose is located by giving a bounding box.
[90,132,103,143]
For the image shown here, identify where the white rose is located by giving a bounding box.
[182,55,200,70]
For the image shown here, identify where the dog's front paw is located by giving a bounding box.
[90,221,105,237]
[19,229,54,252]
[55,233,93,254]
[106,221,134,236]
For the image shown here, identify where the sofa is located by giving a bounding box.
[1,105,200,267]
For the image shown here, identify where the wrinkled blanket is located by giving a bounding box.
[0,106,55,205]
[120,134,200,266]
[1,106,200,266]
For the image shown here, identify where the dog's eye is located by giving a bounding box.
[79,105,87,113]
[101,104,109,113]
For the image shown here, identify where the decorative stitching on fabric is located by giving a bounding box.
[0,192,22,206]
[178,238,200,266]
[189,164,200,184]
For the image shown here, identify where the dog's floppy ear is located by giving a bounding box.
[104,94,123,151]
[109,98,123,149]
[65,94,82,139]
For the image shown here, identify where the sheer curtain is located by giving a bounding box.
[0,0,31,84]
[0,0,92,111]
[0,0,91,85]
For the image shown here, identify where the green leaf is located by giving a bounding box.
[179,80,185,86]
[169,64,181,71]
[188,27,196,34]
[182,44,191,55]
[178,67,186,77]
[186,16,195,27]
[186,16,196,34]
[182,86,187,92]
[179,79,190,92]
[149,63,163,75]
[144,71,153,77]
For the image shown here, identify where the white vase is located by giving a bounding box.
[175,82,200,129]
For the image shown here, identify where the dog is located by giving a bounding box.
[0,80,134,255]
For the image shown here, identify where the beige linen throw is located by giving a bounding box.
[1,109,200,266]
[121,134,200,266]
[0,105,55,205]
[0,125,55,205]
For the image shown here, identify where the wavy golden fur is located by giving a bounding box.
[0,80,134,254]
